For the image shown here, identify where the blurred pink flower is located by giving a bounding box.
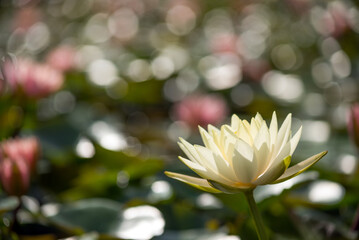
[328,2,349,37]
[46,45,77,72]
[0,137,40,196]
[312,2,349,37]
[348,104,359,149]
[173,94,228,129]
[3,58,64,99]
[210,33,238,54]
[242,59,271,82]
[12,6,42,31]
[284,0,311,15]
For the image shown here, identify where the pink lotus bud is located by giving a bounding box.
[348,104,359,149]
[46,45,77,72]
[3,58,64,99]
[0,137,40,196]
[0,157,30,197]
[2,137,40,174]
[173,94,228,129]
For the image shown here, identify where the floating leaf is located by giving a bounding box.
[0,196,19,214]
[43,199,165,240]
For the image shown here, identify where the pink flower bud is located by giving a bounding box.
[0,157,30,197]
[2,137,40,173]
[3,58,64,99]
[0,137,40,196]
[173,94,228,129]
[348,104,359,149]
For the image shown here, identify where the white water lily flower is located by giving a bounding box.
[165,112,327,193]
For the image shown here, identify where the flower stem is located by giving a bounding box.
[244,190,268,240]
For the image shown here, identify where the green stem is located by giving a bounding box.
[244,190,268,240]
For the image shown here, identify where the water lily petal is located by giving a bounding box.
[199,126,222,157]
[180,155,232,184]
[253,143,270,177]
[273,151,328,184]
[224,124,259,182]
[207,124,221,146]
[178,138,201,164]
[254,122,270,151]
[253,122,270,169]
[208,180,254,194]
[178,138,224,175]
[222,126,238,154]
[165,171,222,193]
[231,114,240,131]
[178,156,211,179]
[250,117,260,137]
[272,140,291,167]
[269,111,278,150]
[237,120,253,145]
[253,156,291,185]
[194,145,237,182]
[232,139,256,183]
[254,113,264,126]
[274,113,292,156]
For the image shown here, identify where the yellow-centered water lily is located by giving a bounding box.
[165,112,327,193]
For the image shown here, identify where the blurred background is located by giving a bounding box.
[0,0,359,239]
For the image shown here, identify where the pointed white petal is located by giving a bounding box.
[193,145,217,170]
[232,139,256,183]
[208,124,221,146]
[273,151,327,184]
[165,171,222,193]
[223,126,238,155]
[199,126,222,156]
[199,126,211,149]
[178,156,211,179]
[253,142,269,179]
[243,119,251,130]
[270,141,291,167]
[178,138,201,164]
[253,156,291,185]
[274,113,292,156]
[194,145,237,183]
[269,111,278,150]
[289,126,302,155]
[250,117,260,137]
[254,112,264,126]
[231,114,240,131]
[223,125,257,182]
[254,122,270,150]
[237,120,253,145]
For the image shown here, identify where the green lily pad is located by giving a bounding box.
[0,196,20,214]
[43,198,165,239]
[153,228,240,240]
